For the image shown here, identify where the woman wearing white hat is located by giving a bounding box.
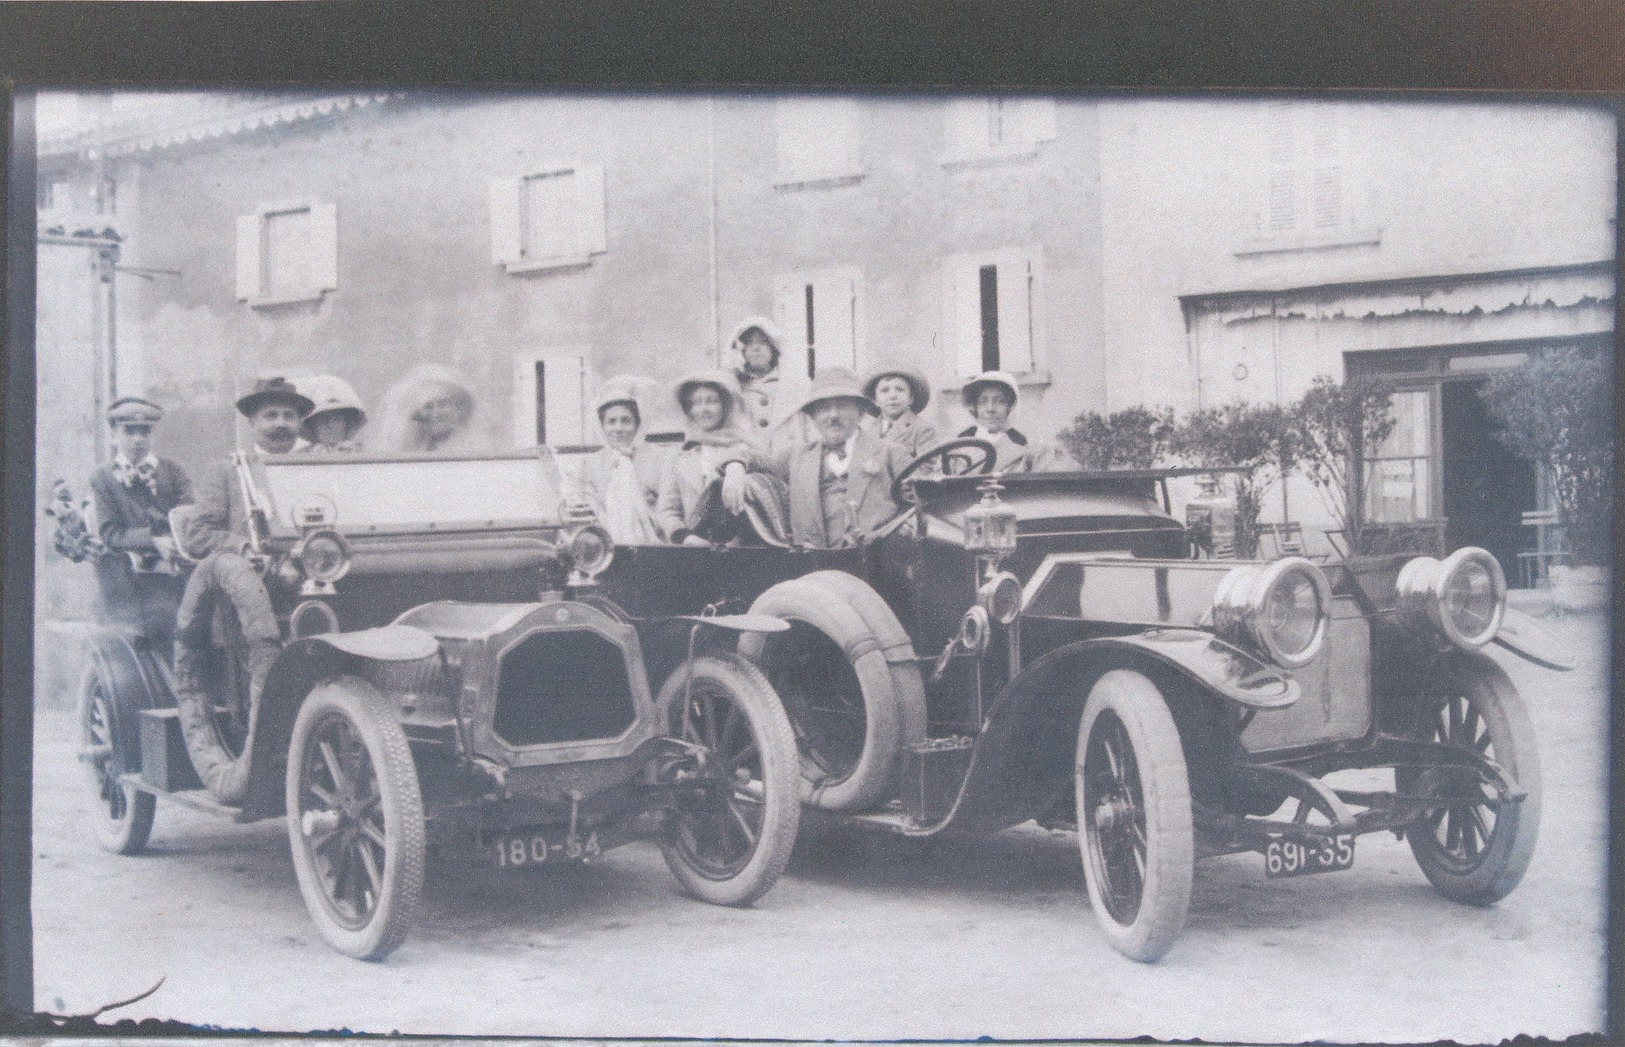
[298,374,368,453]
[656,370,759,546]
[579,376,666,545]
[374,364,485,455]
[957,371,1071,473]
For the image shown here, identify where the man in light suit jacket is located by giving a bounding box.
[763,368,913,549]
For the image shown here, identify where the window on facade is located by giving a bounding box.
[1363,388,1432,522]
[942,97,1057,164]
[1238,105,1379,256]
[941,250,1039,378]
[774,99,864,188]
[771,267,865,379]
[513,353,590,447]
[236,201,339,306]
[490,164,608,273]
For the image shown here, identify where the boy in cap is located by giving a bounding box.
[87,395,195,641]
[762,367,913,549]
[863,362,939,459]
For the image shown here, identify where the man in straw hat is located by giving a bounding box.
[863,361,939,459]
[762,367,913,549]
[86,395,195,642]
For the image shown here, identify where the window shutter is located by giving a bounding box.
[488,176,523,266]
[308,202,339,292]
[776,99,861,182]
[577,163,608,255]
[771,275,812,380]
[541,355,588,445]
[945,99,991,153]
[808,272,860,373]
[235,213,260,300]
[1009,99,1057,144]
[943,259,982,379]
[994,255,1035,374]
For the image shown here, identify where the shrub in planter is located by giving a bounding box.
[1294,375,1396,556]
[1478,348,1613,567]
[1169,402,1301,559]
[1056,405,1176,470]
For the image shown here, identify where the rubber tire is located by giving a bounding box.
[77,663,156,855]
[656,654,802,906]
[798,570,928,747]
[285,678,426,961]
[739,575,903,812]
[1402,659,1542,905]
[1076,670,1195,963]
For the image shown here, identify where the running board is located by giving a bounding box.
[120,773,256,823]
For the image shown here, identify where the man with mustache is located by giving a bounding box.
[173,377,315,560]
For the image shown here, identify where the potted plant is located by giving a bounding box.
[1055,405,1176,470]
[1293,375,1397,558]
[1479,347,1613,612]
[1169,401,1300,560]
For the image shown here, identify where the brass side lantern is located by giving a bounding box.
[963,478,1019,563]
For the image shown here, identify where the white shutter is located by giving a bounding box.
[772,275,812,380]
[235,213,260,300]
[944,99,990,154]
[577,163,608,255]
[541,355,588,445]
[995,254,1035,374]
[943,257,981,379]
[488,176,523,266]
[809,273,857,372]
[1009,98,1057,144]
[309,202,339,291]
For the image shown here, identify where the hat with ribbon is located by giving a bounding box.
[299,374,367,438]
[236,376,315,419]
[961,371,1020,411]
[862,363,932,415]
[799,367,878,416]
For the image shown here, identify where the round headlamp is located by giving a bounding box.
[978,571,1024,626]
[1212,557,1332,670]
[293,528,351,584]
[1396,547,1505,650]
[567,524,615,578]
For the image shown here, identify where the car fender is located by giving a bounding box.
[1492,608,1576,671]
[922,631,1297,837]
[238,630,440,820]
[81,625,171,766]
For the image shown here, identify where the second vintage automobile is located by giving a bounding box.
[587,444,1574,962]
[67,447,802,960]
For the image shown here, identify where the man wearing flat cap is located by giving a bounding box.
[174,377,314,561]
[87,395,195,642]
[762,368,913,549]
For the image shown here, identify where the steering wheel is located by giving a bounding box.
[890,438,997,505]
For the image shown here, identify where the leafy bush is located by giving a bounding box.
[1169,402,1301,559]
[1294,375,1395,554]
[1478,348,1613,565]
[1056,405,1176,470]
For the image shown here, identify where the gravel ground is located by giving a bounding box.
[30,615,1610,1043]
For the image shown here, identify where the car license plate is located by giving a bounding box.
[1264,834,1355,878]
[491,831,557,869]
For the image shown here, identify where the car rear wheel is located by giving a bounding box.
[285,679,425,960]
[1076,670,1194,963]
[1400,660,1541,905]
[657,655,801,907]
[77,662,156,855]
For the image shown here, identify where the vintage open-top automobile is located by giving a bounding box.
[582,438,1574,962]
[67,448,802,961]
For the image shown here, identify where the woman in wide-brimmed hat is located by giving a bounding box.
[298,374,368,453]
[578,375,666,545]
[374,365,485,454]
[863,362,939,459]
[656,370,760,546]
[957,370,1072,473]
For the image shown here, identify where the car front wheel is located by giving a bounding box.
[1400,659,1541,905]
[656,654,801,907]
[285,679,426,960]
[1076,669,1194,963]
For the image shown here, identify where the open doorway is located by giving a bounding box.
[1441,378,1536,577]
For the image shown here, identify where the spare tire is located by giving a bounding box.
[172,551,282,804]
[739,574,915,812]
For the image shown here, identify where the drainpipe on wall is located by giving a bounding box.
[707,97,721,366]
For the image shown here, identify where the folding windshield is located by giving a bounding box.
[250,450,566,536]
